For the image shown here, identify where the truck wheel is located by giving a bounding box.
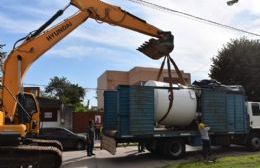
[247,134,260,151]
[145,143,153,153]
[145,142,158,155]
[156,143,165,155]
[164,140,185,159]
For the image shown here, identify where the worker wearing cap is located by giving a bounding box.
[198,120,211,160]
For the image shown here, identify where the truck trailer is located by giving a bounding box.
[102,80,260,159]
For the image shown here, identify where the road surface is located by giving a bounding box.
[62,145,258,168]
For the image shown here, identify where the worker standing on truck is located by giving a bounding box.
[198,120,212,161]
[86,120,95,156]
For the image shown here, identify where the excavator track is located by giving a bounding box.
[0,145,62,168]
[24,138,63,151]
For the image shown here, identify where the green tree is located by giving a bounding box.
[0,44,6,77]
[0,44,6,58]
[209,37,260,101]
[75,102,87,112]
[45,76,86,108]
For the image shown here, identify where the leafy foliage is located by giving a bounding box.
[0,44,6,76]
[0,44,6,63]
[45,76,86,107]
[0,44,6,57]
[75,102,88,112]
[209,37,260,101]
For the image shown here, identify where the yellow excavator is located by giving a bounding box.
[0,0,173,167]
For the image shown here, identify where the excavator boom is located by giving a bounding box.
[71,0,174,59]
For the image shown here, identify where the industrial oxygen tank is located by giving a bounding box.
[145,80,197,127]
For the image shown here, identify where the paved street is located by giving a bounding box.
[62,146,184,168]
[61,144,259,168]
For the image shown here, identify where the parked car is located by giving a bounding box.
[37,127,86,150]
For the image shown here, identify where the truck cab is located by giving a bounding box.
[247,102,260,129]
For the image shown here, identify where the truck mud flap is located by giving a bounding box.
[102,135,116,155]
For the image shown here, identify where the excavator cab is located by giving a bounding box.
[0,92,40,141]
[14,92,40,136]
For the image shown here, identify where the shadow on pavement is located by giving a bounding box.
[62,145,252,168]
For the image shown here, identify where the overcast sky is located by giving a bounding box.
[1,0,260,106]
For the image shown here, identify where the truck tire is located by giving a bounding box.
[147,141,165,155]
[156,142,165,155]
[247,133,260,151]
[145,143,155,153]
[163,140,185,159]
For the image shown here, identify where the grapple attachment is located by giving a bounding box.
[137,31,174,60]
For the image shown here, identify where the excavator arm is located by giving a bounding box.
[2,11,90,122]
[1,0,174,130]
[71,0,174,59]
[72,0,163,37]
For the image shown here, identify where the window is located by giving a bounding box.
[41,128,57,136]
[55,128,72,136]
[24,94,37,114]
[252,103,260,116]
[41,110,58,122]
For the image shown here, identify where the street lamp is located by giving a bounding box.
[227,0,239,6]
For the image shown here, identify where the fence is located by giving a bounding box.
[73,111,103,133]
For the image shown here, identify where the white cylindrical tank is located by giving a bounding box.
[145,80,197,126]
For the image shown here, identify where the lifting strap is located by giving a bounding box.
[168,56,186,85]
[157,55,186,124]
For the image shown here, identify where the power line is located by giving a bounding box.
[125,0,260,37]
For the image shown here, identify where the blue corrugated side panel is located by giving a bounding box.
[226,94,235,132]
[104,91,118,131]
[117,86,130,136]
[229,94,248,133]
[226,93,248,133]
[202,89,248,133]
[129,86,154,135]
[202,90,227,132]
